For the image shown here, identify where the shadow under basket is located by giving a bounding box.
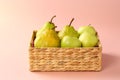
[29,30,102,72]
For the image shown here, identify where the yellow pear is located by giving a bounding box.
[34,29,60,48]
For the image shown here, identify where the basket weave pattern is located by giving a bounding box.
[29,31,102,72]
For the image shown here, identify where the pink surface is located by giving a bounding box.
[0,0,120,80]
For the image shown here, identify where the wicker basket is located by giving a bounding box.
[29,30,102,72]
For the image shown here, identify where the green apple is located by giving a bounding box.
[61,36,81,48]
[79,32,98,47]
[78,24,96,35]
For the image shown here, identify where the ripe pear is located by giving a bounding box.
[58,18,79,39]
[61,36,81,48]
[78,24,96,35]
[34,29,60,48]
[79,32,98,47]
[36,15,57,37]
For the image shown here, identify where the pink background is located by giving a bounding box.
[0,0,120,80]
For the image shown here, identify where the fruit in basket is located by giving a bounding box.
[61,36,81,48]
[36,15,57,37]
[34,29,60,48]
[79,32,98,47]
[78,24,96,35]
[58,18,79,39]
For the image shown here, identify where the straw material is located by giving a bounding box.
[29,31,102,72]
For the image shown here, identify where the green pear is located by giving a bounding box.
[36,15,57,37]
[78,24,96,35]
[61,36,81,48]
[34,29,60,48]
[79,32,98,47]
[58,18,79,39]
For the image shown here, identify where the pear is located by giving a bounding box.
[78,24,96,35]
[61,36,81,48]
[36,15,56,37]
[58,18,79,39]
[34,29,60,48]
[79,32,98,47]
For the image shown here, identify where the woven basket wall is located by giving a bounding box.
[29,30,102,72]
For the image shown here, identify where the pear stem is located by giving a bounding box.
[68,18,74,26]
[50,15,56,23]
[88,24,91,26]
